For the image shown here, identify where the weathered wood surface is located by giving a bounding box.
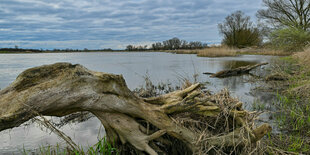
[0,63,271,154]
[204,62,268,78]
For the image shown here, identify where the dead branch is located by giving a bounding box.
[204,62,268,78]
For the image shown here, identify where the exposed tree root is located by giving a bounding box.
[0,63,271,154]
[204,62,268,78]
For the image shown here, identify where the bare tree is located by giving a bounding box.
[218,11,262,48]
[257,0,310,30]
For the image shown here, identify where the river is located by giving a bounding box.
[0,52,276,153]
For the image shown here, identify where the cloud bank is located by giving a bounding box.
[0,0,263,49]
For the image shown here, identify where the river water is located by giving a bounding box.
[0,52,276,153]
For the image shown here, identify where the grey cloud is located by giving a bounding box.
[0,0,263,49]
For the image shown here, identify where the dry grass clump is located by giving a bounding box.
[293,47,310,66]
[133,74,179,98]
[258,49,291,56]
[197,47,237,57]
[289,83,310,99]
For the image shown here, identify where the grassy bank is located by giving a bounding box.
[262,48,310,154]
[236,48,292,56]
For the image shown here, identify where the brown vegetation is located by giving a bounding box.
[237,48,292,56]
[293,47,310,65]
[170,47,292,56]
[166,49,199,54]
[197,47,237,57]
[165,46,238,57]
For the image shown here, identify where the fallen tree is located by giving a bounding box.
[204,62,268,78]
[0,63,271,154]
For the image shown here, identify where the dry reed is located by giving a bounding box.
[237,48,291,56]
[197,47,237,57]
[257,50,291,56]
[293,47,310,66]
[166,50,199,54]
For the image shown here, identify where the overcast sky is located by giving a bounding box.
[0,0,263,49]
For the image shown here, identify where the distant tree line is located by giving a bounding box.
[126,37,208,51]
[0,48,114,53]
[0,48,43,53]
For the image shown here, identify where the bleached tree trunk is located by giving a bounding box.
[0,63,271,154]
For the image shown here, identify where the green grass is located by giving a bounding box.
[279,56,296,62]
[266,133,310,153]
[264,54,310,154]
[252,99,267,111]
[274,94,310,133]
[86,137,117,155]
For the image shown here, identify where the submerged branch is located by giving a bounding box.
[204,62,268,78]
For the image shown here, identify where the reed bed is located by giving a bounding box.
[197,47,237,57]
[166,50,199,54]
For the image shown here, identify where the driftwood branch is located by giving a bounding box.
[204,62,268,78]
[0,63,271,154]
